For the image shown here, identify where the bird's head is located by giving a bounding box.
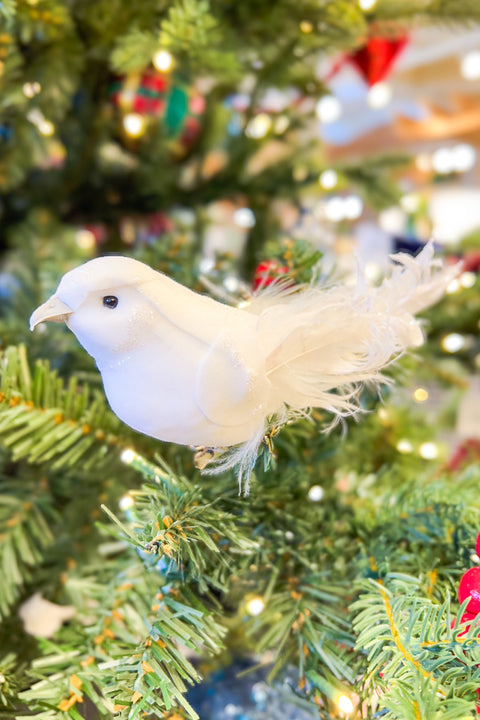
[30,256,164,362]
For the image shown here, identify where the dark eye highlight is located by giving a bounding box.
[103,295,118,309]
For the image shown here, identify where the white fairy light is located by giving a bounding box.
[224,275,240,293]
[119,494,134,510]
[315,96,342,123]
[246,596,265,616]
[451,143,476,173]
[23,81,41,98]
[419,442,439,460]
[343,195,363,219]
[460,271,476,288]
[358,0,377,9]
[319,169,338,189]
[324,197,345,222]
[337,694,354,714]
[120,448,137,464]
[432,147,454,175]
[199,257,215,273]
[367,82,392,109]
[152,49,174,73]
[441,333,466,353]
[461,50,480,80]
[123,113,146,138]
[245,113,272,139]
[308,485,324,502]
[233,207,256,228]
[38,119,55,137]
[397,439,413,454]
[446,278,460,294]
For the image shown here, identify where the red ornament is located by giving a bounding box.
[475,532,480,560]
[463,250,480,274]
[347,35,409,86]
[108,69,205,153]
[451,611,478,636]
[446,439,480,472]
[458,567,480,614]
[253,260,290,291]
[109,70,169,115]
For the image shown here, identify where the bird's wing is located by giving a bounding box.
[138,275,270,429]
[195,328,270,429]
[260,242,455,415]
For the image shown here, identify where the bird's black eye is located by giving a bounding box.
[103,295,118,309]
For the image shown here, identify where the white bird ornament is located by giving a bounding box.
[30,244,455,489]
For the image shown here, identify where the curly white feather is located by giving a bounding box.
[209,242,457,489]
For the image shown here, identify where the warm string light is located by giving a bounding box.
[397,439,413,454]
[152,49,174,73]
[413,387,429,403]
[123,113,146,138]
[319,169,338,189]
[245,113,272,138]
[419,442,439,460]
[120,448,137,465]
[75,229,96,250]
[23,81,41,98]
[358,0,378,9]
[119,494,134,510]
[299,20,313,33]
[442,333,466,353]
[245,596,265,616]
[27,109,55,136]
[337,694,354,714]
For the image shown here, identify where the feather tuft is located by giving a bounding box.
[203,242,457,491]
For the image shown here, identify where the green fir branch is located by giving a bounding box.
[352,574,480,717]
[0,478,57,620]
[0,345,141,471]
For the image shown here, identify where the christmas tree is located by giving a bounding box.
[1,1,480,719]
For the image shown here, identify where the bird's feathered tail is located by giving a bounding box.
[206,242,457,492]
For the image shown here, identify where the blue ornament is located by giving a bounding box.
[187,659,318,719]
[0,124,13,143]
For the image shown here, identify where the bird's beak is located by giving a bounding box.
[29,296,73,331]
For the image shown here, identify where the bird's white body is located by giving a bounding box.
[30,244,456,483]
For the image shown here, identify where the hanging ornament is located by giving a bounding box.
[451,531,480,712]
[346,35,409,87]
[108,69,206,154]
[19,593,75,638]
[458,567,480,615]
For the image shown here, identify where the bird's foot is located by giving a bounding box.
[193,445,217,470]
